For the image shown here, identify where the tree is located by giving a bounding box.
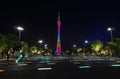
[90,40,103,55]
[20,41,30,56]
[106,38,120,57]
[30,46,39,54]
[0,34,18,58]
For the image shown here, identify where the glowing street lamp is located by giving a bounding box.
[17,26,24,41]
[85,40,88,44]
[38,40,43,48]
[84,40,89,48]
[73,44,77,48]
[107,27,113,41]
[38,40,43,44]
[44,44,48,49]
[73,44,77,50]
[44,44,47,47]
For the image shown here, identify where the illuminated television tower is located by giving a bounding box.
[56,12,62,55]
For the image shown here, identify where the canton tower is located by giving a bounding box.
[56,12,62,55]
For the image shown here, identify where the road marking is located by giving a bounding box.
[38,68,52,70]
[111,64,120,67]
[17,63,27,66]
[0,69,5,72]
[79,66,91,69]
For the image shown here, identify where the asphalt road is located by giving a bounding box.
[0,59,120,79]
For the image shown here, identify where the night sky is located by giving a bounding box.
[0,1,120,50]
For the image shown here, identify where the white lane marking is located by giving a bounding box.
[38,68,52,70]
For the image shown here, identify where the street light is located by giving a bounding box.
[73,44,77,48]
[38,40,43,48]
[85,40,88,44]
[107,27,113,41]
[17,26,24,41]
[38,40,43,44]
[44,44,48,49]
[73,44,77,50]
[84,40,89,48]
[44,44,47,47]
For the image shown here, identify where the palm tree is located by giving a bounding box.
[90,40,103,56]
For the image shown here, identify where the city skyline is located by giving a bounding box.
[0,2,120,50]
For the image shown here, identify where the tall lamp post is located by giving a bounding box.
[85,40,88,44]
[38,40,43,48]
[73,44,77,51]
[17,26,24,42]
[107,27,113,41]
[44,44,48,49]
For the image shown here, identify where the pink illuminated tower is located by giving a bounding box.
[55,12,62,55]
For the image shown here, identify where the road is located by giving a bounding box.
[0,56,120,79]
